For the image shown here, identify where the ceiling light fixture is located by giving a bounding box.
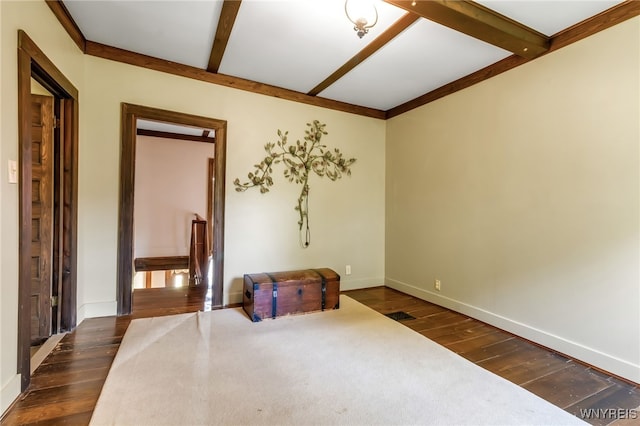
[345,0,378,39]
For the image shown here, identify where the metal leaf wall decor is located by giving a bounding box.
[234,120,356,248]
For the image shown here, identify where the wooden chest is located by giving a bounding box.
[243,268,340,322]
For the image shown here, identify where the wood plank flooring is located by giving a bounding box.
[346,288,640,426]
[1,286,638,425]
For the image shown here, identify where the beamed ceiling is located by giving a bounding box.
[49,0,639,119]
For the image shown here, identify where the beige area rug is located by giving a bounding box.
[90,296,585,426]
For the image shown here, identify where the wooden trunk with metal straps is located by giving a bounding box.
[242,268,340,322]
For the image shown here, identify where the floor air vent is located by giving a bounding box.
[384,311,416,321]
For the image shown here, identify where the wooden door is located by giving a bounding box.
[207,157,214,256]
[31,94,54,344]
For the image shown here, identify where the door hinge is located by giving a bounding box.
[53,117,60,129]
[51,296,58,307]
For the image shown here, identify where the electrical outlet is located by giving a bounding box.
[345,265,352,275]
[434,279,441,291]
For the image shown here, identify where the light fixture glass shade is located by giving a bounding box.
[345,0,378,39]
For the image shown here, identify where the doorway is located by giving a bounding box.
[17,31,79,391]
[117,104,227,315]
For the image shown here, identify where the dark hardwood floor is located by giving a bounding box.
[1,286,638,425]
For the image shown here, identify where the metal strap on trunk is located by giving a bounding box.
[266,273,278,319]
[312,269,327,311]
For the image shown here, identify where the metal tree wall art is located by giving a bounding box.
[234,120,356,248]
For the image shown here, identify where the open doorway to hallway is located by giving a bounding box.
[132,120,215,294]
[117,104,226,315]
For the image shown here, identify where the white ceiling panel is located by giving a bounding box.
[319,18,511,111]
[475,0,624,36]
[218,0,406,93]
[58,0,630,113]
[64,0,222,69]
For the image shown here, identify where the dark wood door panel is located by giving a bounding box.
[30,255,40,279]
[30,295,40,341]
[31,218,40,242]
[30,94,54,343]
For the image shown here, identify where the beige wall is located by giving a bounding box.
[386,17,640,382]
[79,55,386,317]
[0,0,85,413]
[31,78,51,96]
[134,135,214,259]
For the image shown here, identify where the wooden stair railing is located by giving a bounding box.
[189,214,209,287]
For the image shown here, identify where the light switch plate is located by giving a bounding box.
[8,160,17,184]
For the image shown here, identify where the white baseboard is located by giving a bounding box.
[386,278,640,384]
[341,277,383,291]
[77,301,117,322]
[31,333,66,374]
[1,374,21,416]
[227,291,244,306]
